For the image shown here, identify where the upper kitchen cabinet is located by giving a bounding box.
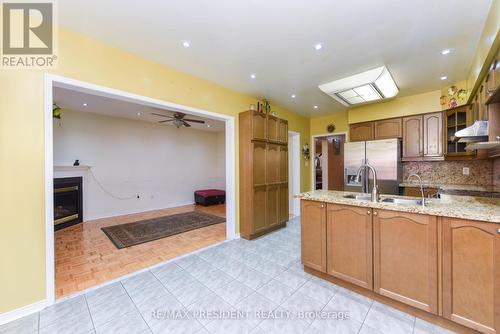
[267,115,279,142]
[423,112,443,159]
[278,119,288,144]
[443,217,500,334]
[374,118,402,139]
[402,112,444,161]
[402,115,423,160]
[350,122,375,141]
[444,105,474,158]
[350,118,403,141]
[251,111,267,141]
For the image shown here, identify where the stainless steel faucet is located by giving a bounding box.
[407,173,425,207]
[355,163,379,202]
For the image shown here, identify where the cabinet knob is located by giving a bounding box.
[374,211,378,215]
[367,210,371,215]
[497,228,500,234]
[321,204,324,208]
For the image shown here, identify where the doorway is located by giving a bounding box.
[44,74,237,303]
[312,134,346,191]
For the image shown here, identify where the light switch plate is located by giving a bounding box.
[462,167,470,175]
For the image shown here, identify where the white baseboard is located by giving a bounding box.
[0,299,47,325]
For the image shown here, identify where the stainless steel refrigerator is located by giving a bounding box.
[344,139,401,195]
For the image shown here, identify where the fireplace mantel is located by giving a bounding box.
[54,165,91,172]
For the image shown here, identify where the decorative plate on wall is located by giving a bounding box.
[327,123,336,133]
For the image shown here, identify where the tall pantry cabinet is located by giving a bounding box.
[239,110,289,239]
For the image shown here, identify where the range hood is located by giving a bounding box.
[454,120,489,142]
[318,66,399,106]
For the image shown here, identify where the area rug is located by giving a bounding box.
[101,211,226,249]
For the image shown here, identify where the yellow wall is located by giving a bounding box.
[309,90,441,139]
[467,0,500,95]
[348,90,442,124]
[0,28,310,313]
[310,111,349,136]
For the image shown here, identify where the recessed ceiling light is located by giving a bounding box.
[440,76,448,81]
[207,124,211,128]
[441,49,451,55]
[137,112,142,116]
[82,103,87,107]
[314,43,323,50]
[314,105,319,109]
[182,41,191,48]
[291,94,296,98]
[250,74,256,79]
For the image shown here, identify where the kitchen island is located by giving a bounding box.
[298,190,500,334]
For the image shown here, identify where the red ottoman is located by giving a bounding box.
[194,189,226,206]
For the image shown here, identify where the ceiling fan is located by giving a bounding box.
[152,112,205,128]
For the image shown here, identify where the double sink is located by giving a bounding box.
[343,194,424,206]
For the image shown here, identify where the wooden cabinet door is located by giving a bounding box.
[423,112,443,159]
[402,116,423,160]
[495,51,500,90]
[373,210,438,314]
[278,183,289,224]
[279,145,288,183]
[266,144,279,184]
[326,204,373,289]
[252,142,267,186]
[443,218,500,334]
[444,105,474,157]
[374,118,402,139]
[267,116,279,142]
[300,200,326,272]
[350,122,375,142]
[252,112,267,140]
[487,60,498,96]
[252,186,267,234]
[278,119,288,144]
[266,184,279,228]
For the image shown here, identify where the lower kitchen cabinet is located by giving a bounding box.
[300,200,327,272]
[443,217,500,334]
[326,204,373,289]
[373,210,438,314]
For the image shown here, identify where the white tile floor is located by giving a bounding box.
[0,217,456,334]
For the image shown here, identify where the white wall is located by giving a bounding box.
[53,110,225,220]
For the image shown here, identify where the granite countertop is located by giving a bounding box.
[298,190,500,224]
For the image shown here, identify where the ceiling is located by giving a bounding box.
[58,0,492,116]
[53,87,226,132]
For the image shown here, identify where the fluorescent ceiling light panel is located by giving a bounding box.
[318,66,399,106]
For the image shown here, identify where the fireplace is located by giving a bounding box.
[54,177,83,231]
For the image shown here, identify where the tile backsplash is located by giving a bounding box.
[403,160,493,186]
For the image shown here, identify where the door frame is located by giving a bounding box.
[288,131,301,216]
[44,74,237,305]
[311,132,348,190]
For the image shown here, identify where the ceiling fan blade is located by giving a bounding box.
[182,121,191,127]
[151,112,173,118]
[159,119,174,123]
[183,119,205,124]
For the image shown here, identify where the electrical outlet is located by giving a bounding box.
[462,167,470,175]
